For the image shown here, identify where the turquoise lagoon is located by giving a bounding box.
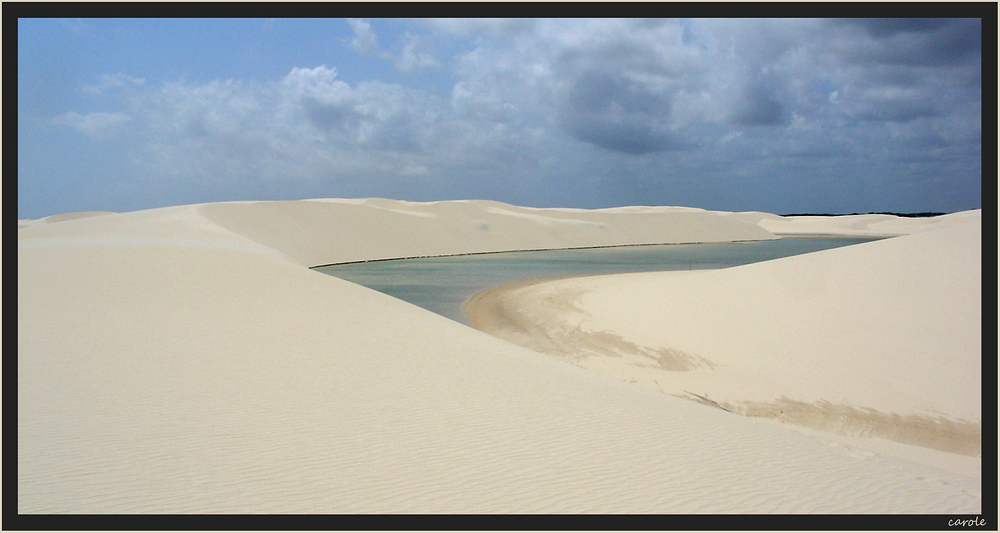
[315,237,881,326]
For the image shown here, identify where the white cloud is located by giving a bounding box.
[396,32,439,72]
[83,73,145,96]
[348,20,439,73]
[53,111,131,139]
[399,164,430,176]
[347,18,390,59]
[719,130,743,144]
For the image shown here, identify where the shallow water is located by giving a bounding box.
[315,237,881,326]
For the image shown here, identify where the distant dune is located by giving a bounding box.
[198,198,775,266]
[18,210,117,228]
[757,210,980,236]
[18,199,981,513]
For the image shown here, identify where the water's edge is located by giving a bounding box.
[315,237,883,326]
[308,238,774,269]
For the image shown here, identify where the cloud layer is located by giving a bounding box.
[24,18,982,216]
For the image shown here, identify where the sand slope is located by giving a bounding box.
[18,201,982,513]
[199,198,775,266]
[466,212,982,458]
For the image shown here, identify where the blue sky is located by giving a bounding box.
[18,18,982,219]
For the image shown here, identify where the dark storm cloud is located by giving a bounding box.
[832,18,981,67]
[847,100,940,123]
[563,114,673,155]
[560,70,676,154]
[537,20,704,155]
[730,77,788,126]
[818,19,980,130]
[567,71,665,116]
[846,18,951,38]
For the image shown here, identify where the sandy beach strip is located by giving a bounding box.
[18,200,982,513]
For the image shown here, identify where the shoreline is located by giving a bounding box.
[771,232,896,238]
[307,237,778,269]
[311,234,881,269]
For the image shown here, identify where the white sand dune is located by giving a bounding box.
[756,210,978,236]
[198,198,775,266]
[18,200,982,513]
[466,212,982,464]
